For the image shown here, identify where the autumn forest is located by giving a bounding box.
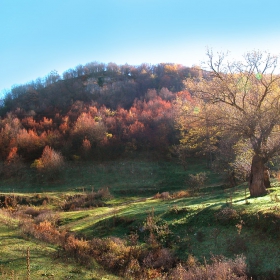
[0,62,197,175]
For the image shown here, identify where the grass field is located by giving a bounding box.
[1,157,280,279]
[0,216,120,279]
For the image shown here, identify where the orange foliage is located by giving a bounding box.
[16,129,46,159]
[127,120,145,136]
[59,116,70,134]
[6,147,19,164]
[39,117,53,131]
[33,221,61,243]
[0,90,179,159]
[176,90,192,101]
[21,116,38,130]
[73,112,106,144]
[82,137,91,151]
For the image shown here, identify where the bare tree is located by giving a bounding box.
[186,50,280,197]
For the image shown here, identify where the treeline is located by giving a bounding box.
[1,62,196,115]
[0,62,201,166]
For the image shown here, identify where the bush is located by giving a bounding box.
[63,234,91,266]
[20,219,61,244]
[187,172,207,193]
[172,190,191,199]
[143,210,172,247]
[31,145,64,181]
[142,248,175,270]
[34,210,60,225]
[89,237,130,273]
[3,147,25,179]
[215,207,239,225]
[168,255,247,280]
[71,112,107,154]
[16,128,46,160]
[61,187,112,210]
[153,191,171,200]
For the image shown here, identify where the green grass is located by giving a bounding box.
[0,221,121,279]
[1,156,280,278]
[56,179,280,277]
[0,157,212,195]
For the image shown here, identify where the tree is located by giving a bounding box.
[71,112,107,153]
[31,145,64,181]
[44,70,61,86]
[174,91,219,168]
[186,50,280,197]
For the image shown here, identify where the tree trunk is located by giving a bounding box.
[264,167,271,188]
[249,154,268,197]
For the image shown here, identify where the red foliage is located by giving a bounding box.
[21,116,39,130]
[6,147,19,164]
[16,129,46,159]
[176,90,192,101]
[0,91,179,160]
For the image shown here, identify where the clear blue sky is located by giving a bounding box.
[1,0,280,95]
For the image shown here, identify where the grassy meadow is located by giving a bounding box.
[1,156,280,279]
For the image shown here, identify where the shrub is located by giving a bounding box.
[23,207,41,217]
[16,128,46,160]
[187,172,207,193]
[32,221,61,244]
[61,187,112,210]
[63,234,91,265]
[34,210,60,225]
[19,218,60,244]
[167,205,189,215]
[89,237,130,273]
[31,145,64,181]
[95,187,112,200]
[153,192,171,200]
[215,207,239,225]
[172,190,191,199]
[3,147,25,179]
[124,258,141,279]
[81,137,91,159]
[143,210,172,247]
[168,255,247,280]
[72,112,107,152]
[142,248,175,270]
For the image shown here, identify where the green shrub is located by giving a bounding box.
[215,207,239,225]
[187,172,207,193]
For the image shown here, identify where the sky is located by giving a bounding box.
[1,0,280,95]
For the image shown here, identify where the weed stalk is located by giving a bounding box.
[26,247,30,280]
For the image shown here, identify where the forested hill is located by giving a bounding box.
[1,62,199,117]
[0,62,203,163]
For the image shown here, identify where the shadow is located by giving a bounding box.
[184,203,224,227]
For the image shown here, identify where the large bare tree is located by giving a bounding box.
[186,50,280,197]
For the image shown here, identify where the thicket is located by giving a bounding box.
[0,93,180,171]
